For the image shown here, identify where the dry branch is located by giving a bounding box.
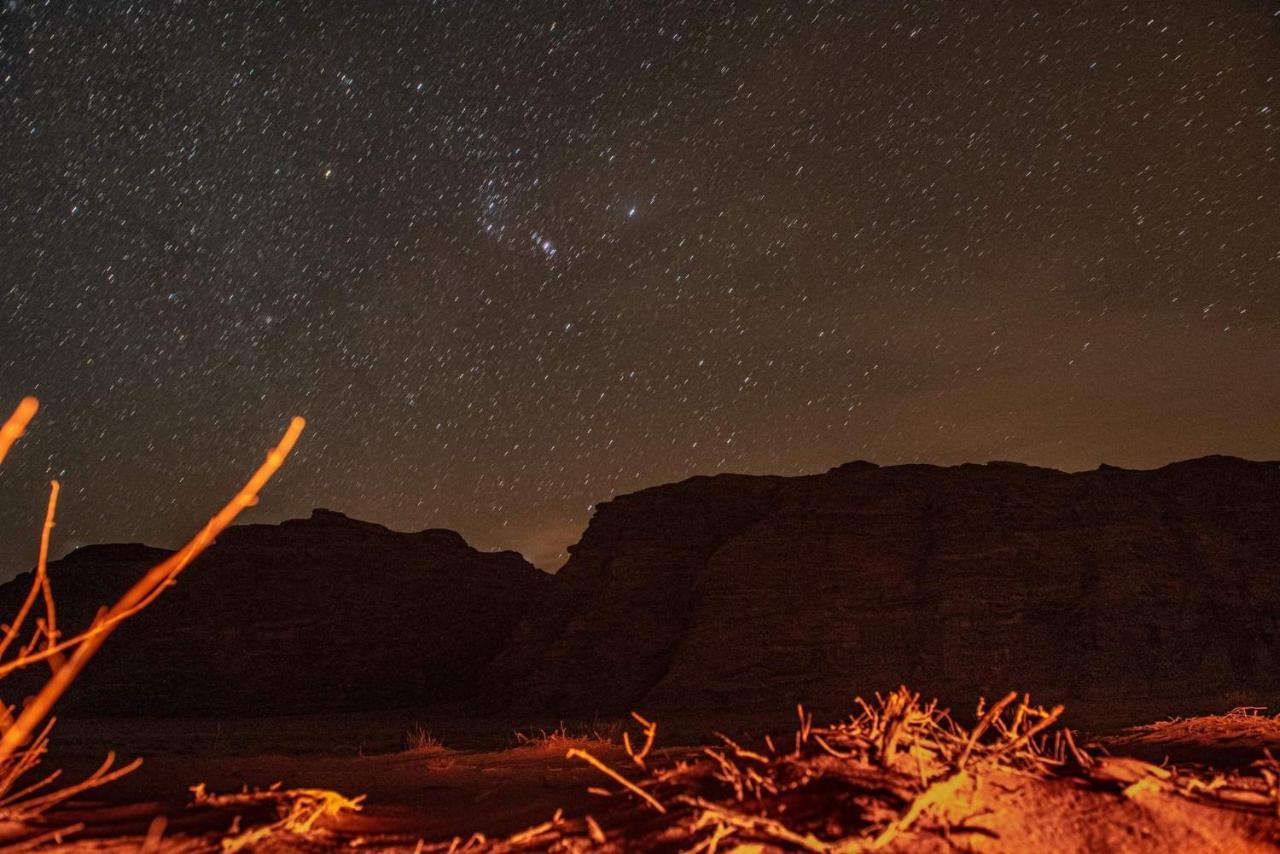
[0,398,326,849]
[0,416,305,762]
[565,747,667,814]
[191,783,364,851]
[624,711,658,769]
[0,398,38,465]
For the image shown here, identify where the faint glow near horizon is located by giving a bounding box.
[0,2,1278,578]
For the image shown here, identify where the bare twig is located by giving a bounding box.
[0,483,59,665]
[36,481,62,667]
[0,417,305,762]
[956,691,1018,768]
[566,747,667,814]
[0,398,38,464]
[625,711,658,769]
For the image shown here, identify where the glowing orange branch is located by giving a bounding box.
[624,711,657,769]
[37,481,62,667]
[566,747,667,814]
[0,482,58,665]
[955,691,1017,769]
[190,784,363,851]
[7,752,142,817]
[0,397,38,465]
[0,417,305,764]
[0,717,55,802]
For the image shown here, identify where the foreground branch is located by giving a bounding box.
[0,398,38,465]
[0,416,305,763]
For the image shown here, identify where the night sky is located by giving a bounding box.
[2,1,1278,579]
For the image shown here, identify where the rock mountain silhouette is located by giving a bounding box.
[2,456,1277,728]
[0,509,546,715]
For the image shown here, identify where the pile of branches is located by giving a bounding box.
[466,688,1280,853]
[490,688,1073,852]
[0,396,360,850]
[190,783,366,852]
[1136,750,1280,815]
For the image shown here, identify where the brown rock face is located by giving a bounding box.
[0,510,548,716]
[490,457,1280,730]
[8,458,1277,728]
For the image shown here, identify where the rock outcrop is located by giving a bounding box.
[489,456,1280,729]
[0,510,548,716]
[7,457,1278,729]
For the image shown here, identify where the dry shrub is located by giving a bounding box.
[461,687,1280,852]
[405,723,446,753]
[0,396,360,849]
[511,720,623,751]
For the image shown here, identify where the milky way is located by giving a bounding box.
[1,1,1278,577]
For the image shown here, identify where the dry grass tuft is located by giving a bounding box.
[405,723,447,753]
[511,720,623,752]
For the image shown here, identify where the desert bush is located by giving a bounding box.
[511,719,625,751]
[405,722,446,752]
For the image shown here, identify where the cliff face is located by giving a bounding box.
[6,457,1278,728]
[490,457,1280,729]
[490,474,791,712]
[0,510,548,716]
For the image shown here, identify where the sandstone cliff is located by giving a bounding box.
[6,457,1278,729]
[488,456,1280,729]
[0,510,548,715]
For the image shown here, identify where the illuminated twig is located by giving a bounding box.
[37,482,62,667]
[681,797,827,852]
[584,815,606,845]
[0,717,56,800]
[793,703,814,756]
[191,783,363,851]
[507,808,563,845]
[0,398,38,465]
[986,705,1065,762]
[0,483,59,665]
[7,752,142,818]
[566,747,667,814]
[0,768,63,811]
[4,821,85,851]
[624,711,657,769]
[955,691,1018,769]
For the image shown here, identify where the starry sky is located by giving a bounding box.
[1,1,1278,579]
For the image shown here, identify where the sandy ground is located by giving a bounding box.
[48,739,654,845]
[10,708,1280,851]
[32,709,650,846]
[1097,709,1280,766]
